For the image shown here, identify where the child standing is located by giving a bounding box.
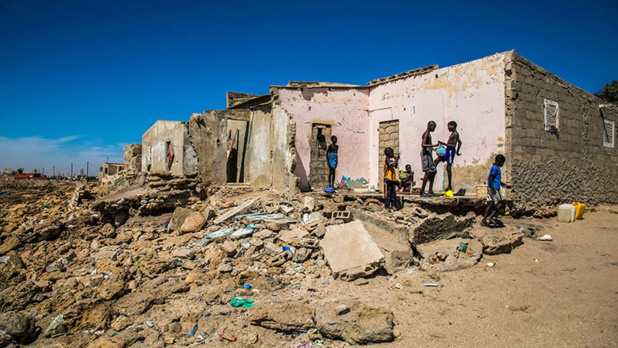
[399,164,414,193]
[436,121,462,192]
[420,121,438,196]
[481,154,506,227]
[326,136,338,187]
[383,147,399,210]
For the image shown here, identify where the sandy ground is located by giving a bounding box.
[319,207,618,347]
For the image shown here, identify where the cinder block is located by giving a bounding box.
[332,211,352,223]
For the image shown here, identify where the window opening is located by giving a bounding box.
[544,99,559,132]
[603,119,615,148]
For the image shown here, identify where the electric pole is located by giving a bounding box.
[87,161,89,178]
[53,166,55,177]
[71,163,73,179]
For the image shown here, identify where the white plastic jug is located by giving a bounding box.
[557,204,575,223]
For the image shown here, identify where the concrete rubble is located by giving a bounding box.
[0,175,530,347]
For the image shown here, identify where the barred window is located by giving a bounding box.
[544,99,559,131]
[603,119,615,148]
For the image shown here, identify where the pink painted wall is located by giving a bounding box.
[367,53,507,191]
[277,88,370,190]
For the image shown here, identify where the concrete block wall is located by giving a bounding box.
[505,51,618,211]
[123,144,142,172]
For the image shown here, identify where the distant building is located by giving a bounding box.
[99,162,124,182]
[3,169,14,176]
[14,172,47,181]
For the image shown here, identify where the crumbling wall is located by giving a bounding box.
[141,121,189,176]
[188,111,231,185]
[276,87,370,191]
[368,53,507,192]
[123,144,142,172]
[505,51,618,211]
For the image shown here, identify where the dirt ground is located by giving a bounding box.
[1,178,617,347]
[339,208,618,347]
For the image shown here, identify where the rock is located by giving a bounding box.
[111,316,132,331]
[45,251,77,273]
[221,240,237,257]
[37,223,63,241]
[87,336,126,348]
[168,207,194,231]
[415,238,483,272]
[101,223,117,238]
[471,228,524,255]
[7,250,26,269]
[0,311,39,344]
[361,219,412,275]
[315,302,394,345]
[218,263,233,273]
[279,228,309,246]
[0,236,20,254]
[335,304,350,315]
[139,258,175,277]
[292,247,311,263]
[320,220,385,281]
[250,302,315,332]
[409,212,475,245]
[94,246,120,261]
[255,229,275,239]
[179,211,206,233]
[172,248,195,260]
[43,315,66,338]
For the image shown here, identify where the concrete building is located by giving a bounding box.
[99,163,124,181]
[141,120,196,176]
[138,50,617,211]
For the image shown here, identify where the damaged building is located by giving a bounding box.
[132,50,617,211]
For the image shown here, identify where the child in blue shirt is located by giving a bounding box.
[481,154,506,227]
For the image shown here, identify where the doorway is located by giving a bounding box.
[309,123,332,189]
[378,120,400,188]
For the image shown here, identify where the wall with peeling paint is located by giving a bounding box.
[142,120,192,176]
[367,53,507,192]
[277,87,371,190]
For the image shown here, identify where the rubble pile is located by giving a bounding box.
[0,176,530,347]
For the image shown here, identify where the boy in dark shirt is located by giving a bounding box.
[326,136,338,187]
[420,121,438,196]
[481,154,506,227]
[436,121,462,192]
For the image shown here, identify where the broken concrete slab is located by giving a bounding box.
[315,301,395,345]
[278,228,309,246]
[471,228,524,255]
[213,199,256,225]
[362,222,413,275]
[409,212,475,245]
[416,238,483,272]
[321,220,385,281]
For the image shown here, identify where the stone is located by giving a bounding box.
[292,247,311,263]
[471,228,524,255]
[0,311,38,344]
[409,212,475,245]
[255,229,275,239]
[111,316,132,331]
[43,315,66,338]
[362,220,413,275]
[101,223,117,238]
[320,220,385,281]
[45,251,77,273]
[139,258,175,277]
[315,302,394,345]
[279,228,309,246]
[218,263,233,273]
[168,207,194,231]
[221,240,237,257]
[0,236,20,254]
[7,250,26,269]
[213,199,256,225]
[94,246,120,261]
[87,336,126,348]
[179,211,206,233]
[172,248,195,260]
[415,238,483,272]
[249,302,315,332]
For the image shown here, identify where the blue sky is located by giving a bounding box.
[1,0,616,175]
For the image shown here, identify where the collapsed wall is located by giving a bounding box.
[504,51,618,212]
